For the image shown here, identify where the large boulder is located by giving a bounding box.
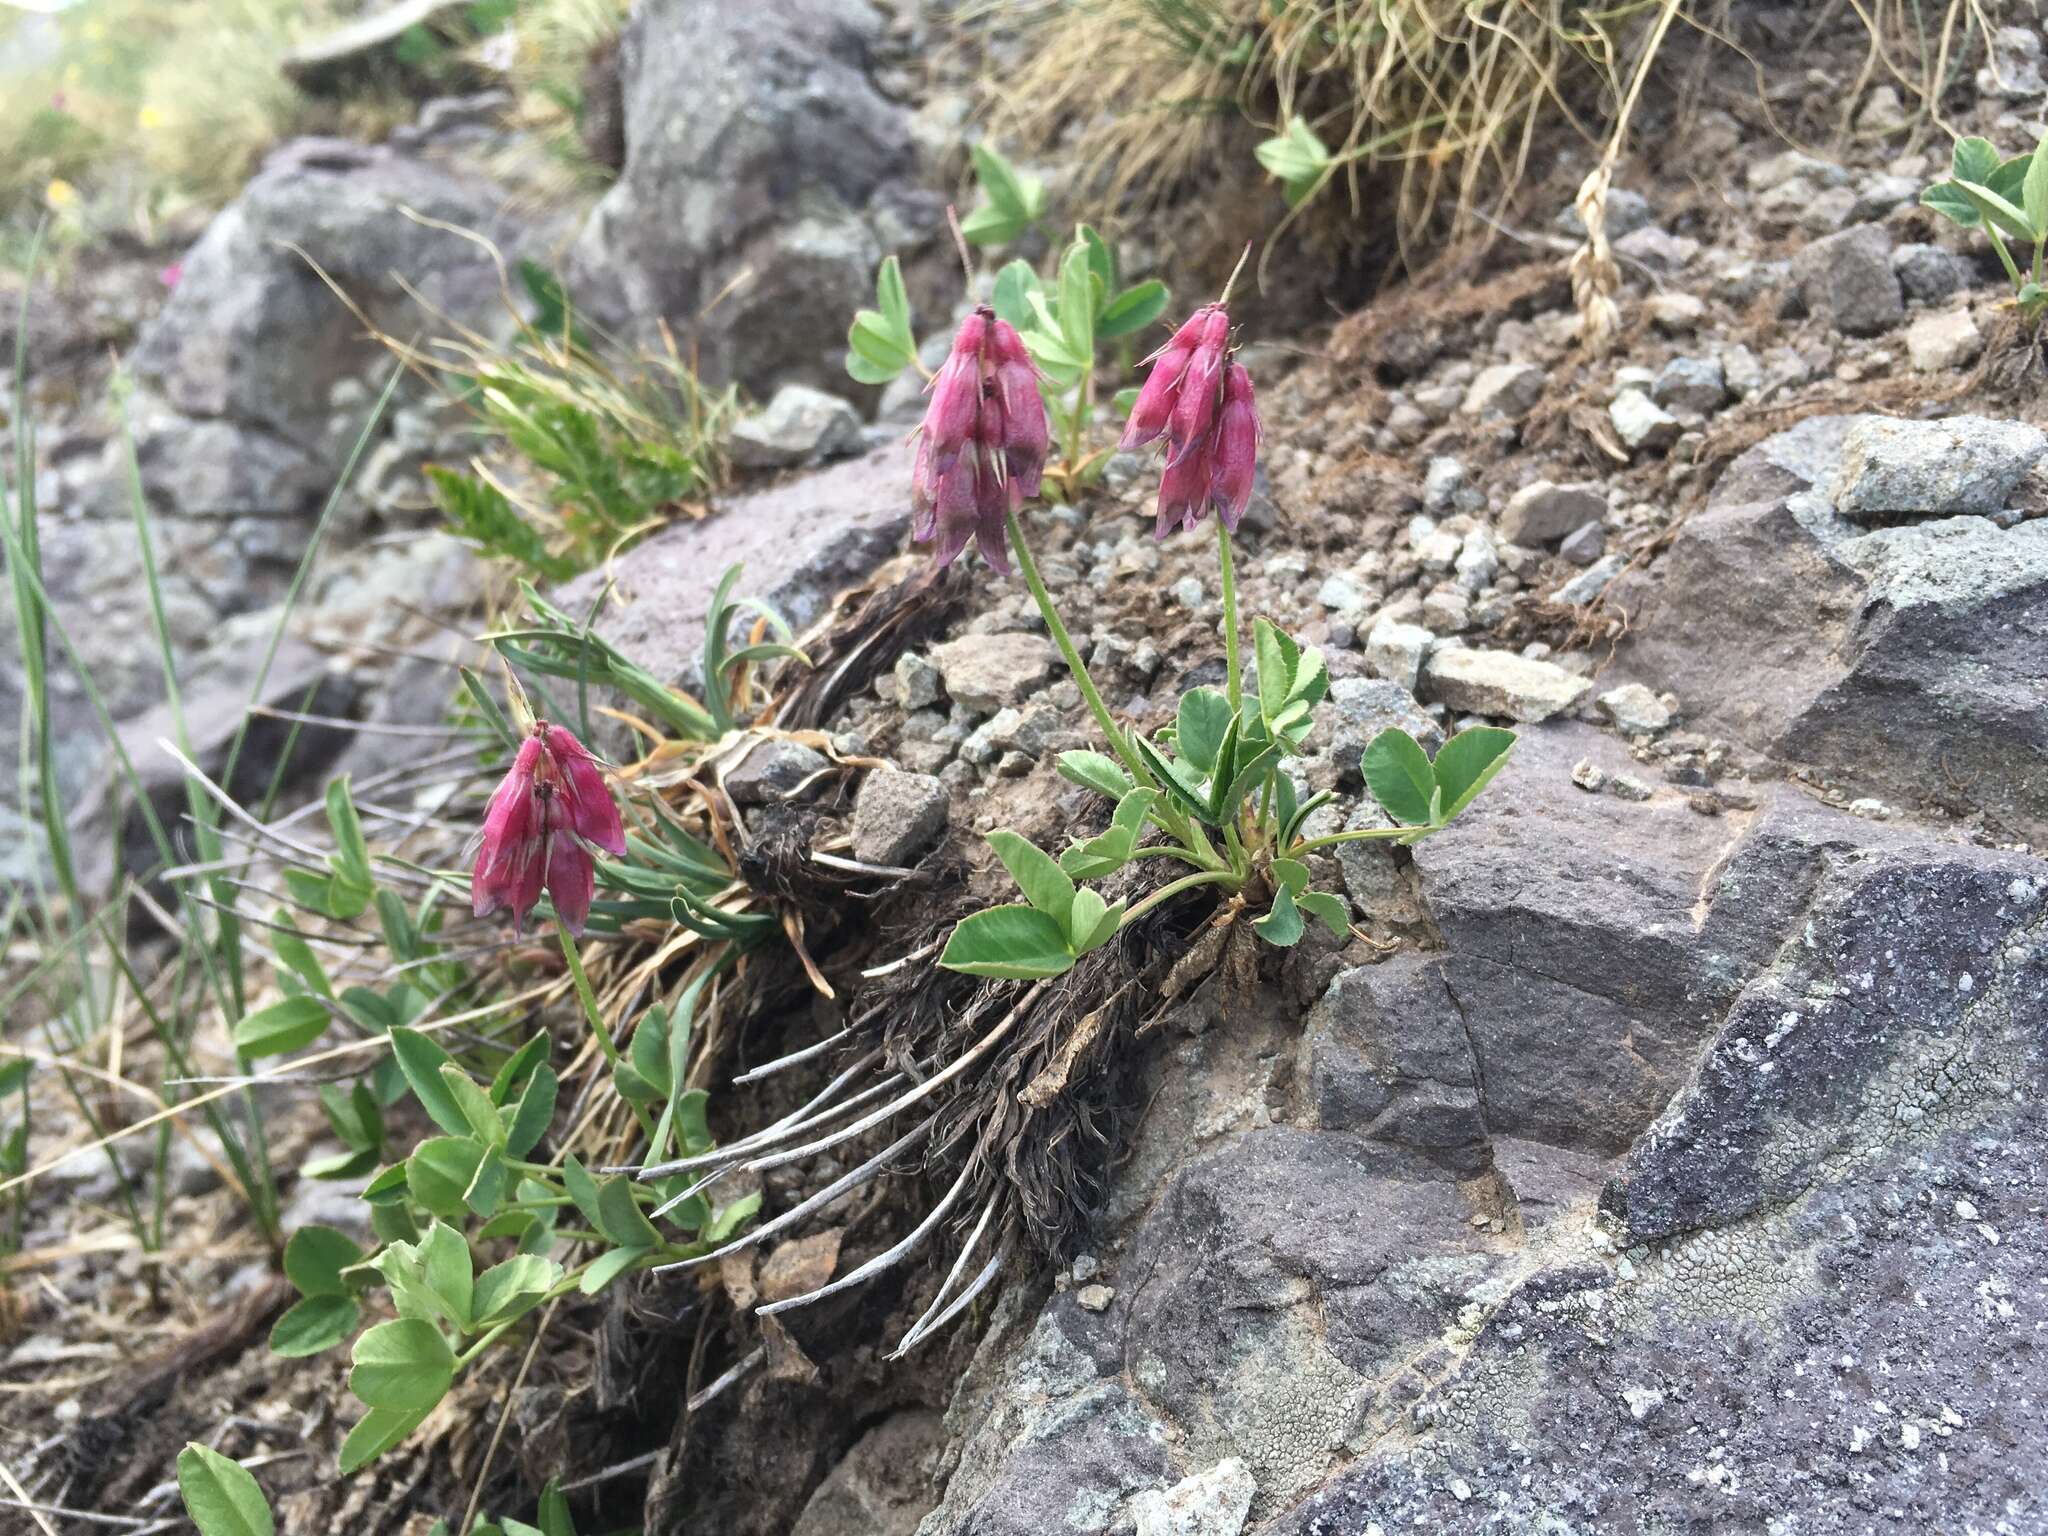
[131,135,540,518]
[1610,414,2048,838]
[567,0,915,397]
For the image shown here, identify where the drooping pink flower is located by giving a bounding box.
[158,261,183,290]
[910,305,1048,573]
[1123,303,1262,539]
[472,721,626,936]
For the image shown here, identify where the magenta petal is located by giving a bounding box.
[547,726,626,856]
[1119,343,1190,449]
[544,832,595,936]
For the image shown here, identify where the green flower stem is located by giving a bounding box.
[1117,868,1239,929]
[556,923,657,1141]
[456,1320,516,1368]
[1287,825,1421,858]
[1216,520,1242,712]
[1988,224,2025,291]
[1006,508,1148,785]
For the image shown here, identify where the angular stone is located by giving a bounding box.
[1609,390,1682,454]
[728,384,864,469]
[1558,520,1606,566]
[850,769,947,866]
[1650,356,1729,419]
[1609,416,2048,838]
[567,0,912,395]
[1301,956,1490,1175]
[1363,618,1432,693]
[553,446,912,708]
[929,632,1056,714]
[1460,362,1546,420]
[1499,480,1605,547]
[1830,414,2044,517]
[726,738,829,803]
[1904,307,1984,372]
[1420,647,1590,723]
[1892,242,1974,304]
[1596,682,1673,735]
[1791,222,1904,336]
[1555,552,1624,604]
[1602,836,2046,1246]
[1132,1459,1256,1536]
[1314,677,1442,782]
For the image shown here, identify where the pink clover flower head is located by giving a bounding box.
[471,720,626,936]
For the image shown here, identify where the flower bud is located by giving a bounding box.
[997,360,1048,497]
[909,306,1048,573]
[472,721,623,936]
[1167,339,1223,458]
[1119,342,1190,449]
[1154,436,1213,538]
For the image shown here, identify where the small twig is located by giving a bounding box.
[0,1457,65,1536]
[460,1297,562,1536]
[945,203,976,289]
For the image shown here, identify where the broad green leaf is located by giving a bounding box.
[704,1191,762,1245]
[325,777,372,889]
[1953,135,2001,185]
[1361,729,1436,826]
[1075,896,1125,955]
[1269,858,1310,897]
[538,1480,576,1536]
[991,259,1040,329]
[419,1221,473,1329]
[1176,688,1233,774]
[232,996,330,1059]
[1297,890,1352,938]
[390,1027,469,1137]
[1132,733,1215,823]
[2027,139,2048,236]
[270,1293,359,1357]
[1060,831,1132,881]
[596,1175,662,1249]
[283,1225,362,1297]
[1067,887,1109,952]
[846,341,906,386]
[1920,180,1979,228]
[1253,884,1305,946]
[1112,787,1158,837]
[986,830,1076,926]
[439,1063,505,1148]
[339,1404,431,1474]
[339,985,398,1034]
[489,1032,551,1105]
[1955,179,2034,240]
[407,1136,488,1221]
[562,1155,606,1232]
[960,201,1029,247]
[876,253,911,336]
[1993,153,2034,209]
[579,1245,649,1295]
[270,914,333,999]
[472,1254,561,1326]
[939,904,1076,979]
[1079,223,1115,291]
[1055,237,1098,360]
[349,1318,455,1415]
[673,1087,713,1156]
[1098,279,1169,339]
[1254,619,1299,721]
[462,1145,508,1217]
[848,309,913,369]
[1431,726,1518,824]
[630,1008,673,1102]
[1057,750,1134,801]
[1256,116,1333,205]
[177,1444,275,1536]
[505,1064,558,1159]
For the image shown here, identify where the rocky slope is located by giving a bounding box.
[4,3,2046,1534]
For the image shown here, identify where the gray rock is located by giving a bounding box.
[1131,1459,1256,1536]
[1979,22,2048,97]
[1302,956,1490,1175]
[1830,414,2046,517]
[1790,222,1904,336]
[1557,186,1652,240]
[1420,647,1590,723]
[893,651,942,710]
[1596,681,1673,735]
[1555,551,1626,604]
[1643,292,1706,333]
[1421,455,1466,514]
[1499,480,1605,547]
[791,1411,944,1536]
[1609,391,1682,453]
[1315,677,1442,781]
[1892,242,1974,304]
[726,738,829,803]
[1904,306,1984,372]
[851,769,948,867]
[728,384,864,469]
[930,632,1057,713]
[1363,618,1432,693]
[1460,362,1546,421]
[1558,520,1607,566]
[1610,416,2048,837]
[552,446,912,730]
[567,0,912,396]
[1650,355,1729,419]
